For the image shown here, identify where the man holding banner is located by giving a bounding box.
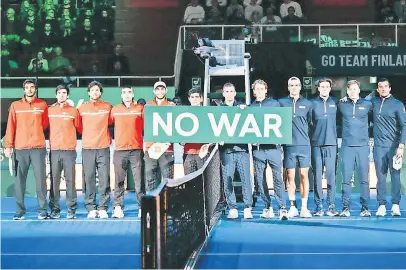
[110,85,144,219]
[249,79,288,220]
[219,82,253,219]
[310,78,340,217]
[279,77,313,218]
[48,85,82,219]
[4,79,49,220]
[183,88,210,174]
[143,81,175,192]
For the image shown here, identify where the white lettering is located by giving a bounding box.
[175,113,199,137]
[238,114,262,137]
[264,114,283,138]
[322,55,336,67]
[153,112,172,136]
[208,113,241,137]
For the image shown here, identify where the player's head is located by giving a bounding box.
[316,77,332,98]
[137,98,146,105]
[222,82,236,102]
[23,79,37,97]
[55,84,70,103]
[87,81,103,101]
[121,85,134,103]
[346,80,360,100]
[252,79,268,101]
[188,88,202,106]
[153,81,167,100]
[172,96,182,106]
[287,77,301,97]
[377,78,391,98]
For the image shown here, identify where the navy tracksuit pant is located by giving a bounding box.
[220,151,253,209]
[253,146,286,209]
[311,146,337,209]
[341,146,370,208]
[374,146,401,206]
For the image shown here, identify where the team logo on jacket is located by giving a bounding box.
[358,107,365,110]
[299,106,306,109]
[32,107,43,114]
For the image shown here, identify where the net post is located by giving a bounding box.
[141,194,162,269]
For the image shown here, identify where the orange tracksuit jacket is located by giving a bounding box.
[111,103,144,150]
[78,100,113,149]
[4,97,49,149]
[48,103,82,150]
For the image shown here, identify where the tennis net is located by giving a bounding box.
[141,145,223,269]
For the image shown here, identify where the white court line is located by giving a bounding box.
[2,253,141,256]
[1,219,141,222]
[201,251,406,256]
[226,217,406,221]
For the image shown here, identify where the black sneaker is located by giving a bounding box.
[50,211,61,219]
[13,213,25,220]
[67,211,77,219]
[38,212,49,220]
[360,207,371,217]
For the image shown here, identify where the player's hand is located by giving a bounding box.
[340,96,348,102]
[239,104,247,110]
[4,148,13,158]
[396,146,404,159]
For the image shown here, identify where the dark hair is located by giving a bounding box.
[23,79,36,89]
[137,98,146,105]
[87,80,103,93]
[121,85,132,90]
[55,84,70,95]
[188,88,202,97]
[316,77,332,87]
[377,77,391,87]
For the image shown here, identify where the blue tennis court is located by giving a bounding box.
[196,193,406,269]
[1,193,141,269]
[2,192,406,269]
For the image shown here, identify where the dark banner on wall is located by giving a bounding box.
[307,48,406,75]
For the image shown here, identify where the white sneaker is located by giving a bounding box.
[138,209,142,218]
[376,205,387,217]
[227,209,238,219]
[300,208,312,218]
[112,206,124,219]
[244,208,253,219]
[391,204,401,216]
[260,208,275,219]
[87,210,98,219]
[288,206,299,218]
[98,210,109,219]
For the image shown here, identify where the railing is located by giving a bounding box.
[180,23,406,49]
[0,75,175,89]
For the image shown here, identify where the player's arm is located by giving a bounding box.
[74,108,83,134]
[4,104,16,158]
[396,103,406,158]
[108,104,114,126]
[42,104,49,130]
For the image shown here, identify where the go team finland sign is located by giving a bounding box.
[144,106,292,144]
